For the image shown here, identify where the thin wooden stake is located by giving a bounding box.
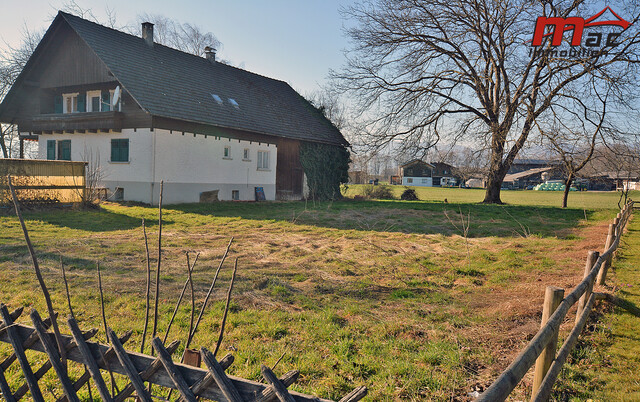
[576,251,599,325]
[161,252,200,345]
[68,317,113,401]
[188,237,234,346]
[338,386,368,402]
[531,286,564,400]
[152,180,164,342]
[114,340,180,402]
[1,304,45,402]
[30,309,80,402]
[107,328,152,402]
[254,370,299,402]
[151,337,197,401]
[61,256,75,319]
[97,262,119,395]
[200,347,243,402]
[0,364,16,402]
[7,175,67,370]
[213,257,238,358]
[140,218,151,354]
[189,353,234,396]
[261,365,295,402]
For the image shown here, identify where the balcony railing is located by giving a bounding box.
[32,111,123,133]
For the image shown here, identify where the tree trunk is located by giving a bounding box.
[483,175,503,204]
[562,173,574,208]
[0,126,8,158]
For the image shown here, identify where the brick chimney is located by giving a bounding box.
[204,46,216,62]
[142,22,154,47]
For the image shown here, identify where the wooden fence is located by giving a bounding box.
[478,200,635,402]
[0,159,87,205]
[0,305,367,402]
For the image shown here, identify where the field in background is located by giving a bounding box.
[0,189,636,400]
[345,184,628,209]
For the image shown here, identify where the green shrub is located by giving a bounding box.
[400,188,419,201]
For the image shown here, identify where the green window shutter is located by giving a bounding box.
[77,92,86,112]
[111,139,129,162]
[47,140,56,160]
[101,91,111,112]
[54,96,63,114]
[58,140,71,161]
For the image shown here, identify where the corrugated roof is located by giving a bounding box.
[503,167,553,182]
[4,11,348,146]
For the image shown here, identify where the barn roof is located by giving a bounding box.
[0,11,348,147]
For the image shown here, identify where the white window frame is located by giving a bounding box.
[243,148,250,161]
[86,90,102,112]
[257,150,270,170]
[62,92,79,114]
[223,146,232,159]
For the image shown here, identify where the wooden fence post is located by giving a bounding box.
[531,286,564,400]
[575,251,599,325]
[597,224,616,286]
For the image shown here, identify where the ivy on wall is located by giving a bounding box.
[299,141,350,200]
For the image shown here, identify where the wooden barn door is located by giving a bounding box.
[276,138,304,200]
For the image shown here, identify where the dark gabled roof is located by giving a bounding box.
[2,11,348,147]
[400,159,434,168]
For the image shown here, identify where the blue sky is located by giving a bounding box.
[0,0,355,95]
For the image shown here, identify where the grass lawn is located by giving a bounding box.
[0,188,636,400]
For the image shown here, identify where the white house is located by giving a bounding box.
[0,12,349,204]
[400,160,434,187]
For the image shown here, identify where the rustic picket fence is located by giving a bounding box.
[478,200,635,401]
[0,306,367,402]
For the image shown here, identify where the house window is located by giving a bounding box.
[232,190,240,200]
[406,168,413,176]
[223,146,231,159]
[114,187,124,201]
[87,90,102,112]
[243,148,250,160]
[111,139,129,162]
[407,178,413,184]
[47,140,56,160]
[422,178,429,184]
[257,151,269,169]
[57,140,71,161]
[63,93,79,113]
[102,91,111,112]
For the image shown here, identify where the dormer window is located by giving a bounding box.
[87,90,102,112]
[62,93,80,113]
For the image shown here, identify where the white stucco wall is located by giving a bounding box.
[402,177,433,187]
[35,128,277,204]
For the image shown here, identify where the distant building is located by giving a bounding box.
[399,160,434,187]
[430,162,459,186]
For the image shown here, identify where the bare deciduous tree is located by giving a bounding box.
[135,13,222,57]
[333,0,640,203]
[538,84,610,207]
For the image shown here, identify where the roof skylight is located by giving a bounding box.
[211,94,223,105]
[228,98,240,109]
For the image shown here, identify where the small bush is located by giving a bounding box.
[362,185,395,200]
[400,188,419,201]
